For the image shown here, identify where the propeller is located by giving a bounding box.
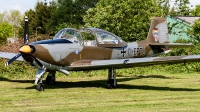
[5,16,44,68]
[5,45,44,68]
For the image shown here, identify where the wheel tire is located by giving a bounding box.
[49,79,55,85]
[45,76,55,85]
[107,79,117,89]
[37,83,44,91]
[45,76,51,84]
[107,83,112,89]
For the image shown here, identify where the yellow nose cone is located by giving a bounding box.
[19,45,31,53]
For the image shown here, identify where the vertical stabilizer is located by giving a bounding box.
[146,17,169,43]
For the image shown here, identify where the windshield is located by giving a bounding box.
[53,28,83,45]
[53,29,64,39]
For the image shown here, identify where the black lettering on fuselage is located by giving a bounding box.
[133,47,146,56]
[119,47,146,58]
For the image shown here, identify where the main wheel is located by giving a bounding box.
[36,83,44,91]
[45,75,55,85]
[107,79,117,89]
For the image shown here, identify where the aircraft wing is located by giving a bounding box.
[149,43,194,48]
[0,52,24,61]
[69,55,200,70]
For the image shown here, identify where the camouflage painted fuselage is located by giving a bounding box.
[19,17,193,72]
[29,39,157,67]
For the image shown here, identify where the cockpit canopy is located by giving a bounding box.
[53,28,83,45]
[53,28,127,47]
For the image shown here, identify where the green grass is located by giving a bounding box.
[0,73,200,112]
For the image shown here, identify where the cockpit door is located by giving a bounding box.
[95,31,127,48]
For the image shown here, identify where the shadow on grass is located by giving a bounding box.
[117,84,200,91]
[117,75,173,79]
[2,75,199,91]
[0,77,10,81]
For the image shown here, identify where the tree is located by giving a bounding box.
[156,0,171,17]
[48,0,98,33]
[0,13,5,23]
[186,5,200,42]
[2,10,22,38]
[157,0,191,16]
[18,9,37,38]
[192,5,200,16]
[83,0,162,42]
[18,0,56,38]
[0,22,14,44]
[35,1,53,34]
[174,0,190,16]
[5,10,22,38]
[191,19,200,42]
[168,6,177,16]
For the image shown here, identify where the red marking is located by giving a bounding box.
[154,28,158,32]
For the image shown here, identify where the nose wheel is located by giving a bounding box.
[36,83,44,91]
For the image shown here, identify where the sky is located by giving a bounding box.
[0,0,200,14]
[0,0,50,14]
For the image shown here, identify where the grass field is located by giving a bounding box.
[0,73,200,112]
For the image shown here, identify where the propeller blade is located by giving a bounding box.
[5,53,22,66]
[24,16,29,44]
[5,17,29,66]
[30,54,44,68]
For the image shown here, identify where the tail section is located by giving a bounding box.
[146,17,193,48]
[146,17,169,43]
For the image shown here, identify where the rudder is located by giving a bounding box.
[146,17,169,43]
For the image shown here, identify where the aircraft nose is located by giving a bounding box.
[19,45,31,53]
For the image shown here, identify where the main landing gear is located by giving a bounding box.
[107,68,117,89]
[34,68,117,91]
[45,71,56,85]
[35,69,56,91]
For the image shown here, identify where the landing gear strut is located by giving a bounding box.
[107,68,117,89]
[35,69,57,91]
[35,69,46,91]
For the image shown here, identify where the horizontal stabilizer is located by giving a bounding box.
[149,43,194,48]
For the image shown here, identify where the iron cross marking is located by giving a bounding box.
[121,48,126,57]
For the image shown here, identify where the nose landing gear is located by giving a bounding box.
[35,69,56,91]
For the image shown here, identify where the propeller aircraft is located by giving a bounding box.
[0,16,200,91]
